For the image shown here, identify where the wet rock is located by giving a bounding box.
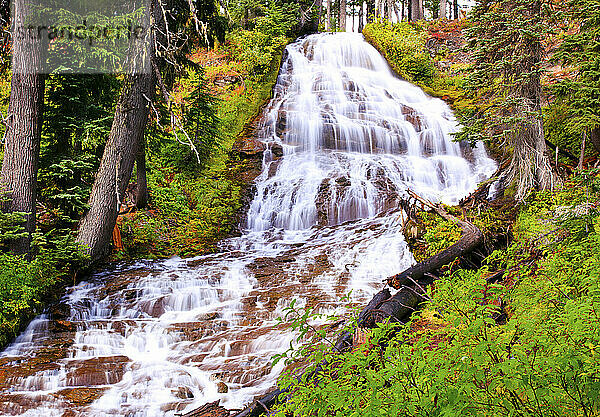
[268,142,284,158]
[241,295,258,309]
[232,137,266,158]
[0,393,57,415]
[178,400,229,417]
[66,356,129,386]
[217,381,229,393]
[138,297,167,317]
[54,387,108,407]
[400,104,424,131]
[459,140,475,163]
[174,386,194,399]
[247,255,293,282]
[198,312,219,321]
[322,123,337,150]
[335,176,351,187]
[267,160,281,179]
[186,258,206,268]
[49,303,71,321]
[162,400,193,414]
[302,254,333,283]
[53,320,75,333]
[315,178,332,226]
[0,336,73,391]
[275,110,287,137]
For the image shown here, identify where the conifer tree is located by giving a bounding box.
[554,0,600,154]
[464,0,555,199]
[0,0,46,255]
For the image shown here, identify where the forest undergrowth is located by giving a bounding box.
[271,20,600,417]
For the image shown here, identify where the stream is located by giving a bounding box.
[0,32,496,416]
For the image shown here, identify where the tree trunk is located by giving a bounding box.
[440,0,447,19]
[77,73,154,261]
[363,287,420,326]
[77,1,158,261]
[358,2,364,31]
[135,143,149,209]
[326,0,331,31]
[453,0,458,19]
[506,0,554,199]
[410,0,423,20]
[393,0,402,22]
[590,126,600,154]
[366,0,374,22]
[530,1,554,194]
[317,0,323,30]
[0,0,46,255]
[340,0,346,31]
[578,131,587,170]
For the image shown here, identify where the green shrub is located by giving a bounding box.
[0,231,88,348]
[363,21,436,86]
[275,171,600,417]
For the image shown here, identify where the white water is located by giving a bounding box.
[0,33,496,416]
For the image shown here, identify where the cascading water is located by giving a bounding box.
[0,33,496,416]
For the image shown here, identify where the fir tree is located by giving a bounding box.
[554,0,600,154]
[464,0,556,199]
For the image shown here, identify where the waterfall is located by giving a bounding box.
[0,33,496,417]
[249,33,494,231]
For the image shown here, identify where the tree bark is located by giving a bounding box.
[366,0,374,22]
[528,0,554,195]
[590,126,600,154]
[357,288,391,326]
[358,2,364,31]
[77,72,154,261]
[393,0,401,22]
[340,0,346,31]
[385,0,392,19]
[440,0,447,19]
[135,142,149,209]
[362,287,420,327]
[326,0,331,31]
[453,0,459,19]
[578,131,587,170]
[410,0,423,21]
[317,0,323,30]
[77,1,158,261]
[0,0,46,255]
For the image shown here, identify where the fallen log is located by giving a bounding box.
[359,286,420,328]
[357,288,391,327]
[233,388,286,417]
[177,400,229,417]
[388,190,483,289]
